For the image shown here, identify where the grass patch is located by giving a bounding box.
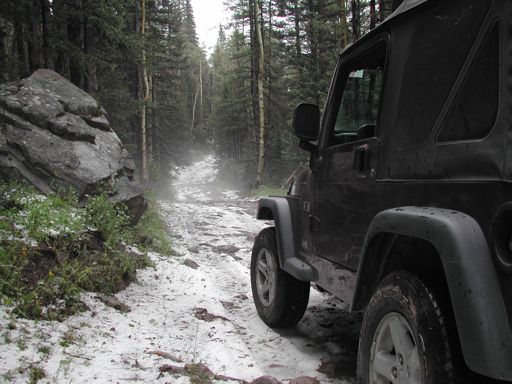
[134,193,172,255]
[186,363,212,384]
[0,182,170,320]
[28,365,46,384]
[248,184,287,198]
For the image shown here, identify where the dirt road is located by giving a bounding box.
[156,155,361,383]
[0,155,360,383]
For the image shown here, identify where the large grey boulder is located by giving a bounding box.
[0,69,146,223]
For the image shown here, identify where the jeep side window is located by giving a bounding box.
[394,1,491,148]
[437,22,499,143]
[332,44,385,144]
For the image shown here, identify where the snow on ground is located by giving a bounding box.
[0,155,360,383]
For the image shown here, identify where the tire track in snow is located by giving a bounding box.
[159,155,359,383]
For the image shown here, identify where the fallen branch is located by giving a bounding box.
[193,307,229,322]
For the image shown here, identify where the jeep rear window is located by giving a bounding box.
[395,0,491,149]
[437,22,499,143]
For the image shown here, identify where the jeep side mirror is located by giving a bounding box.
[293,103,320,142]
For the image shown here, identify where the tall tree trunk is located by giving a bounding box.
[0,17,9,81]
[370,0,376,30]
[13,12,29,78]
[40,0,52,69]
[249,0,259,143]
[27,0,43,72]
[378,0,385,22]
[191,77,198,131]
[307,0,321,106]
[199,60,203,123]
[266,0,272,155]
[68,0,84,88]
[139,0,150,184]
[351,0,360,41]
[83,15,98,94]
[151,73,160,165]
[148,74,154,162]
[255,0,266,186]
[339,0,350,49]
[53,0,70,77]
[294,1,301,63]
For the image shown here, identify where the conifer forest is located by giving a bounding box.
[0,0,404,187]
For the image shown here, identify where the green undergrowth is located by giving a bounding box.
[134,192,172,255]
[248,184,287,198]
[0,182,171,320]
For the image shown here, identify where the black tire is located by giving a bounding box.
[357,271,454,384]
[250,227,310,328]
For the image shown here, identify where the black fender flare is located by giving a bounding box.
[351,206,512,380]
[257,197,317,282]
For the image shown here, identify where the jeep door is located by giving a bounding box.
[310,38,387,270]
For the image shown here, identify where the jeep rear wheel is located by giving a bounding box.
[357,271,454,384]
[250,227,310,328]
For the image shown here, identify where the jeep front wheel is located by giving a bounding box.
[357,271,454,384]
[250,227,310,328]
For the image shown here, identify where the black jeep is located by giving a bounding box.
[250,0,512,383]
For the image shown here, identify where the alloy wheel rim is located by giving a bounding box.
[255,248,276,306]
[369,312,421,384]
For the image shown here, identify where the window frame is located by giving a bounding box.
[435,19,501,146]
[319,36,389,150]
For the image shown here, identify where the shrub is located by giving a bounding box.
[0,182,169,320]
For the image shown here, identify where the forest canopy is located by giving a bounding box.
[0,0,403,187]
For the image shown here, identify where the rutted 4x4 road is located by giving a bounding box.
[0,155,360,383]
[157,155,360,383]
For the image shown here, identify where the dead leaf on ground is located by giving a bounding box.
[193,307,229,322]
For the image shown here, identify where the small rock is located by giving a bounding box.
[235,293,249,301]
[184,259,200,269]
[187,246,200,253]
[97,294,131,313]
[251,376,283,384]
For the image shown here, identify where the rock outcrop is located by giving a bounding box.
[0,69,145,222]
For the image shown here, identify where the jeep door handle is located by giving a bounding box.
[310,153,324,172]
[354,144,369,177]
